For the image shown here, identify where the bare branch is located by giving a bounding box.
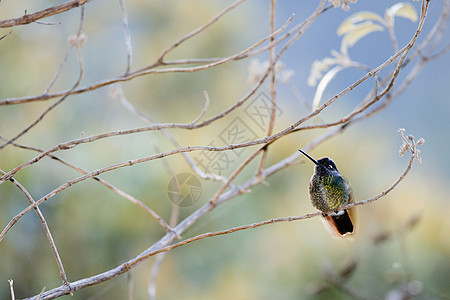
[0,5,87,150]
[0,0,92,28]
[8,279,15,300]
[344,130,422,211]
[0,30,12,41]
[0,135,174,234]
[156,0,247,63]
[148,253,166,300]
[1,171,69,287]
[192,91,211,125]
[118,0,133,75]
[292,0,430,134]
[0,11,294,106]
[110,85,228,184]
[45,6,86,94]
[257,0,278,177]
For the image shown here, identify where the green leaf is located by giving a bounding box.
[386,2,418,22]
[337,11,385,36]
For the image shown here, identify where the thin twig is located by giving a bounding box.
[148,253,166,300]
[0,12,294,106]
[0,0,92,28]
[44,46,75,94]
[192,90,211,125]
[292,0,429,134]
[0,6,87,150]
[8,279,15,300]
[127,272,134,300]
[156,0,247,63]
[119,0,132,75]
[407,0,448,63]
[1,171,69,287]
[0,134,173,233]
[257,0,277,178]
[146,157,182,300]
[111,84,188,298]
[44,5,85,94]
[268,0,277,137]
[110,84,228,184]
[0,30,12,41]
[209,146,264,207]
[237,5,332,60]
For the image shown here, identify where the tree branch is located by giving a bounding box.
[24,129,422,300]
[0,0,92,28]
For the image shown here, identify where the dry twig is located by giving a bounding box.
[0,0,92,28]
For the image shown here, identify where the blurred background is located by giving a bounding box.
[0,0,449,299]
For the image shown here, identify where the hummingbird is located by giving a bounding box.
[298,149,355,238]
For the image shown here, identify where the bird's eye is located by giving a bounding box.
[328,164,333,170]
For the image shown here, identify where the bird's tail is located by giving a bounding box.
[321,208,355,238]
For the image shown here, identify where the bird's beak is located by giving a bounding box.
[298,149,319,165]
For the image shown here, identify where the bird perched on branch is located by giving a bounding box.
[298,149,355,238]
